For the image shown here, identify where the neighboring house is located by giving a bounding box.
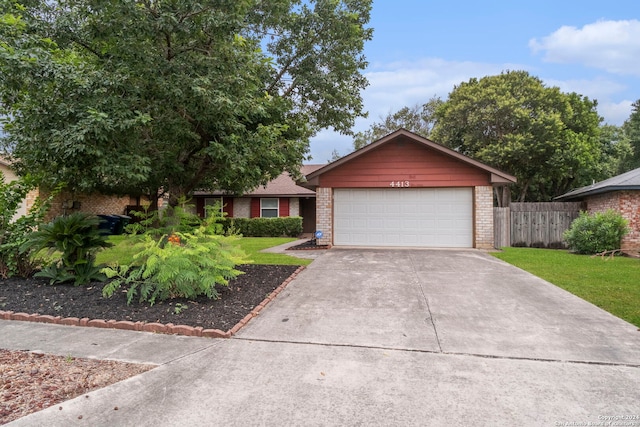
[298,129,517,248]
[555,167,640,252]
[0,157,38,220]
[1,157,155,220]
[192,165,324,234]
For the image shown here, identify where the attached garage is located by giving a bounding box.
[299,129,516,249]
[334,188,473,247]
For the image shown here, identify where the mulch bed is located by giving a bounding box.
[286,239,330,250]
[0,264,299,333]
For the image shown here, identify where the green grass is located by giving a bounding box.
[95,235,311,267]
[95,235,144,266]
[492,247,640,327]
[237,237,312,266]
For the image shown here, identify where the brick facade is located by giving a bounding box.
[315,187,333,246]
[474,185,494,249]
[586,191,640,251]
[42,191,141,220]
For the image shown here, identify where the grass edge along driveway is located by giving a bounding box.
[97,236,312,267]
[492,247,640,328]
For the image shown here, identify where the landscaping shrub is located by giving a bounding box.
[102,227,248,305]
[563,210,629,254]
[0,175,55,278]
[21,213,113,285]
[220,217,302,237]
[125,198,203,236]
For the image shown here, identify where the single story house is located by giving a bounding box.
[555,167,640,252]
[192,164,324,234]
[298,129,517,248]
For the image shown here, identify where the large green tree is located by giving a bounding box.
[0,0,372,204]
[599,124,634,176]
[432,71,603,202]
[352,97,442,150]
[623,99,640,170]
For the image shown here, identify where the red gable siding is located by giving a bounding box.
[319,136,491,188]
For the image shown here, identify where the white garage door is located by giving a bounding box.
[333,188,473,247]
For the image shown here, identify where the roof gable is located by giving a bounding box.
[195,164,324,197]
[300,129,516,188]
[556,167,640,200]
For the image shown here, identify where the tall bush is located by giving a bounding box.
[102,227,247,305]
[563,210,629,254]
[0,174,54,278]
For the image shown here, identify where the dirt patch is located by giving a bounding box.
[0,349,154,425]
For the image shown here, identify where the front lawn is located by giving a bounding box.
[492,247,640,328]
[95,235,312,267]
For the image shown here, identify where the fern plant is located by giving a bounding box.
[102,227,248,305]
[21,212,113,285]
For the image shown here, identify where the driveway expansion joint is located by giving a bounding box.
[233,337,640,369]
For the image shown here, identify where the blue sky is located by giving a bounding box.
[308,0,640,162]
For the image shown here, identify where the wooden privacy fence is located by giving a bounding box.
[493,202,584,248]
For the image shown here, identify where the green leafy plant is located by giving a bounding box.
[219,217,303,237]
[172,303,188,315]
[563,210,629,254]
[124,202,156,235]
[21,212,113,285]
[102,227,248,305]
[0,173,56,278]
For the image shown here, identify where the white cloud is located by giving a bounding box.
[540,77,632,125]
[361,58,522,122]
[309,58,527,161]
[529,20,640,76]
[597,100,634,125]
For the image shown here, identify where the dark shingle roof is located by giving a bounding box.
[194,165,325,197]
[555,167,640,200]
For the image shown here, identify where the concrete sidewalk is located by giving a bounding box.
[3,248,640,426]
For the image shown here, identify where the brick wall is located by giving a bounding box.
[586,191,640,251]
[315,187,332,246]
[44,191,138,220]
[474,185,494,249]
[289,197,300,217]
[233,198,251,218]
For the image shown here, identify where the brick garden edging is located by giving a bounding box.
[0,266,306,339]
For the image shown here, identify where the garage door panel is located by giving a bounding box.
[334,188,473,247]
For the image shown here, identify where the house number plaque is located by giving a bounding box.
[389,181,410,188]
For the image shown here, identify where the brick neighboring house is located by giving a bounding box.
[1,157,156,220]
[556,167,640,252]
[298,129,517,248]
[0,157,39,220]
[192,165,324,234]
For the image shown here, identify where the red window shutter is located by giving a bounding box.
[223,197,234,217]
[195,197,205,218]
[250,198,260,218]
[279,198,289,217]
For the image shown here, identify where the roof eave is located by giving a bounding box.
[555,185,640,201]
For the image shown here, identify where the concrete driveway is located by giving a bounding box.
[4,249,640,426]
